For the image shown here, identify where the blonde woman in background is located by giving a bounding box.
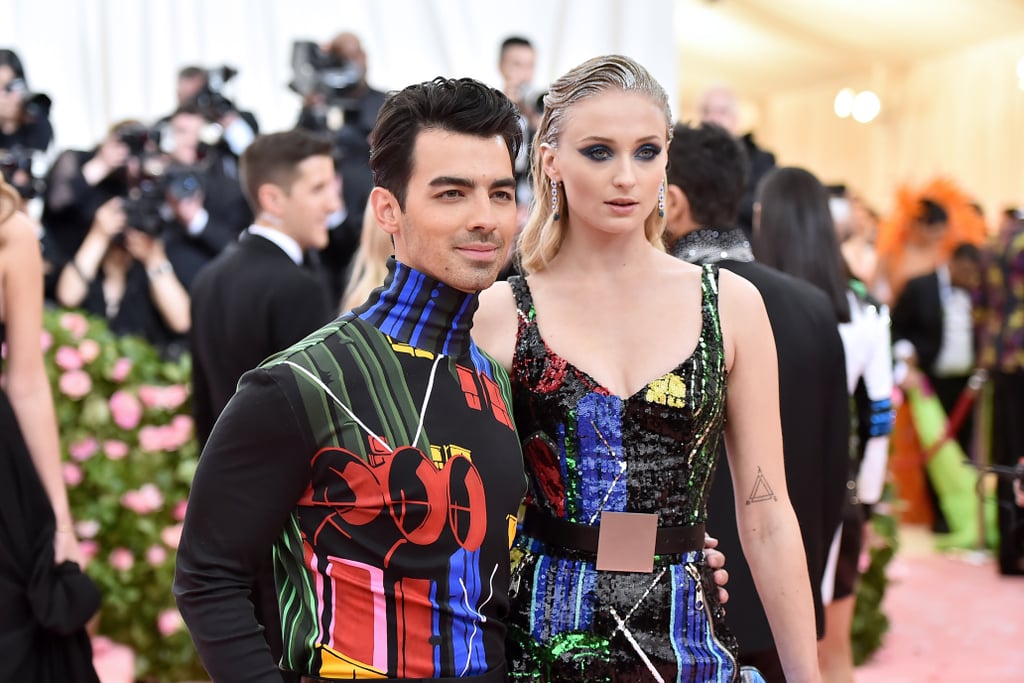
[0,174,101,681]
[339,207,394,313]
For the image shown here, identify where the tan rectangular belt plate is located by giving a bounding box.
[595,511,658,573]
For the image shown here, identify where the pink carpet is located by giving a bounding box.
[855,525,1024,682]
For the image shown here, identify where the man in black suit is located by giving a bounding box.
[665,121,849,682]
[892,242,981,456]
[190,128,339,448]
[188,129,338,679]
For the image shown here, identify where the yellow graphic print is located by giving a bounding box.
[388,336,435,360]
[506,514,518,549]
[645,373,687,408]
[429,443,472,468]
[318,644,387,679]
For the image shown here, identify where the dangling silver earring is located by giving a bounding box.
[550,179,560,221]
[658,182,665,218]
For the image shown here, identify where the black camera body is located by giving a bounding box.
[122,165,204,237]
[289,41,364,110]
[188,65,239,122]
[3,78,52,122]
[0,146,45,199]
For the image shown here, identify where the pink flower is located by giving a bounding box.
[157,608,184,636]
[103,439,129,460]
[121,484,163,515]
[138,385,161,409]
[109,390,142,430]
[55,345,84,371]
[75,519,100,539]
[163,384,188,410]
[171,413,194,437]
[58,370,92,399]
[108,547,134,572]
[160,423,191,451]
[62,462,83,487]
[59,312,89,338]
[78,540,99,567]
[78,338,101,363]
[138,425,163,452]
[1,341,6,359]
[110,357,133,383]
[145,544,168,566]
[39,330,52,352]
[173,499,188,521]
[69,437,99,462]
[161,523,183,550]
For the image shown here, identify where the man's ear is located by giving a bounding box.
[663,183,690,239]
[369,187,401,236]
[258,183,284,217]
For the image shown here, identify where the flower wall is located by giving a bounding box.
[41,309,205,682]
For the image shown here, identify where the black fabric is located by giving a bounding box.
[891,271,943,374]
[992,371,1024,575]
[0,370,101,682]
[189,231,333,448]
[521,504,706,555]
[736,133,776,237]
[707,260,849,653]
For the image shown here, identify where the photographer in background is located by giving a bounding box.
[293,31,383,302]
[0,48,53,152]
[155,104,252,288]
[170,64,259,159]
[41,121,140,299]
[53,194,191,358]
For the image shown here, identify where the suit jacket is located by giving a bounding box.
[708,259,849,654]
[189,232,333,448]
[891,270,944,375]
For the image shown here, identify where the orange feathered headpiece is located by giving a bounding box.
[877,177,988,263]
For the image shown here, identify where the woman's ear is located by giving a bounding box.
[540,143,558,183]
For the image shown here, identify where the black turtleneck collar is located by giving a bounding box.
[352,257,479,359]
[670,226,754,265]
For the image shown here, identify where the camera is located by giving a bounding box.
[117,122,161,158]
[122,165,204,237]
[288,40,364,110]
[0,146,45,199]
[3,78,52,122]
[188,65,239,122]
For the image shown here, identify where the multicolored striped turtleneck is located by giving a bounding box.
[174,259,526,682]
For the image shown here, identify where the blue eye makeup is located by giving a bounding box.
[579,145,613,161]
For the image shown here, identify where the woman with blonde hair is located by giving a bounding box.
[339,207,394,313]
[474,54,820,682]
[0,175,100,680]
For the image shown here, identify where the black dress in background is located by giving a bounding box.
[0,323,101,682]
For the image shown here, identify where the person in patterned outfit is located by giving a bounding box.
[174,77,527,683]
[473,55,820,683]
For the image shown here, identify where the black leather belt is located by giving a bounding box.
[521,504,705,555]
[300,664,506,683]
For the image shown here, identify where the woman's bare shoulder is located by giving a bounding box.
[474,280,519,371]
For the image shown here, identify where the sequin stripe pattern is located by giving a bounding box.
[505,266,738,681]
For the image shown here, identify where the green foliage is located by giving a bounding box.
[43,309,205,682]
[852,495,900,665]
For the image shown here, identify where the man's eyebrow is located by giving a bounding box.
[429,176,474,188]
[428,176,517,189]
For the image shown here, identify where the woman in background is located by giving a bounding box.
[754,166,894,683]
[0,174,100,681]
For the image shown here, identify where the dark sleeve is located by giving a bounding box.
[190,323,215,450]
[889,279,917,343]
[269,274,333,352]
[174,367,313,683]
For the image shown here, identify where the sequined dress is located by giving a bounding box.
[506,265,742,683]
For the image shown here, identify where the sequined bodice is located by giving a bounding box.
[508,264,727,529]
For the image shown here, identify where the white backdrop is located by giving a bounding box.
[0,0,677,151]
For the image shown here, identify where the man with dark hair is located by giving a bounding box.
[175,77,527,683]
[186,128,338,679]
[664,121,849,682]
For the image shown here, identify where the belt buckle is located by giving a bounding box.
[595,511,659,572]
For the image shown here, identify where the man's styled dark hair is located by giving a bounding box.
[369,77,522,208]
[918,198,948,227]
[951,242,981,263]
[754,166,852,322]
[667,121,749,229]
[239,128,333,213]
[500,36,533,58]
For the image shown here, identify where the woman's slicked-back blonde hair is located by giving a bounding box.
[517,54,673,274]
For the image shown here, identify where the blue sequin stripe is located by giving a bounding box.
[868,397,894,437]
[577,393,627,521]
[670,562,735,683]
